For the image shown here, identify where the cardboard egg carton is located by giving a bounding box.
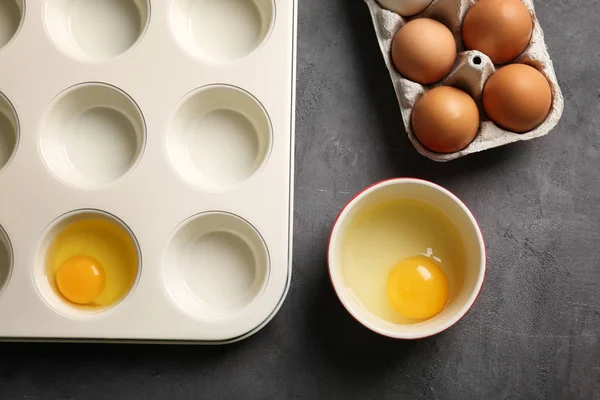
[0,0,296,343]
[365,0,564,161]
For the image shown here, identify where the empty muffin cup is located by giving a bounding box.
[163,212,269,320]
[39,83,146,189]
[44,0,150,62]
[0,91,18,172]
[34,209,141,318]
[0,225,13,297]
[166,85,272,191]
[170,0,275,62]
[0,0,23,50]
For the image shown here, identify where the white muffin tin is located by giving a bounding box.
[0,0,296,343]
[367,0,564,161]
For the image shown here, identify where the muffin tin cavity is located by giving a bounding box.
[44,0,150,62]
[0,92,18,172]
[39,83,146,189]
[0,0,23,50]
[170,0,275,62]
[163,212,269,321]
[0,225,13,297]
[34,210,141,318]
[167,85,272,191]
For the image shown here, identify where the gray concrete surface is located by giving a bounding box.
[1,0,599,399]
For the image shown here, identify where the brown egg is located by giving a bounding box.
[483,64,552,133]
[391,18,456,84]
[411,86,480,153]
[462,0,533,64]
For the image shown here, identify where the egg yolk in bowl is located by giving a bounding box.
[45,215,139,310]
[386,255,449,321]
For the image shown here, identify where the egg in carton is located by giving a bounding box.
[365,0,564,161]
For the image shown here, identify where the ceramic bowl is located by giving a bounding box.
[328,178,485,339]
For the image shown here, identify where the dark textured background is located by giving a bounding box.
[2,0,599,399]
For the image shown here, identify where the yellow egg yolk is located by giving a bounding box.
[55,256,105,305]
[386,255,449,321]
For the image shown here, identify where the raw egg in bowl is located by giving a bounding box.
[328,179,485,339]
[34,209,141,318]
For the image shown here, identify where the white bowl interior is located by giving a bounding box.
[170,0,275,62]
[33,209,141,319]
[329,179,485,339]
[167,85,272,190]
[40,83,146,189]
[0,0,23,50]
[0,225,13,296]
[163,212,269,320]
[44,0,149,62]
[0,91,18,172]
